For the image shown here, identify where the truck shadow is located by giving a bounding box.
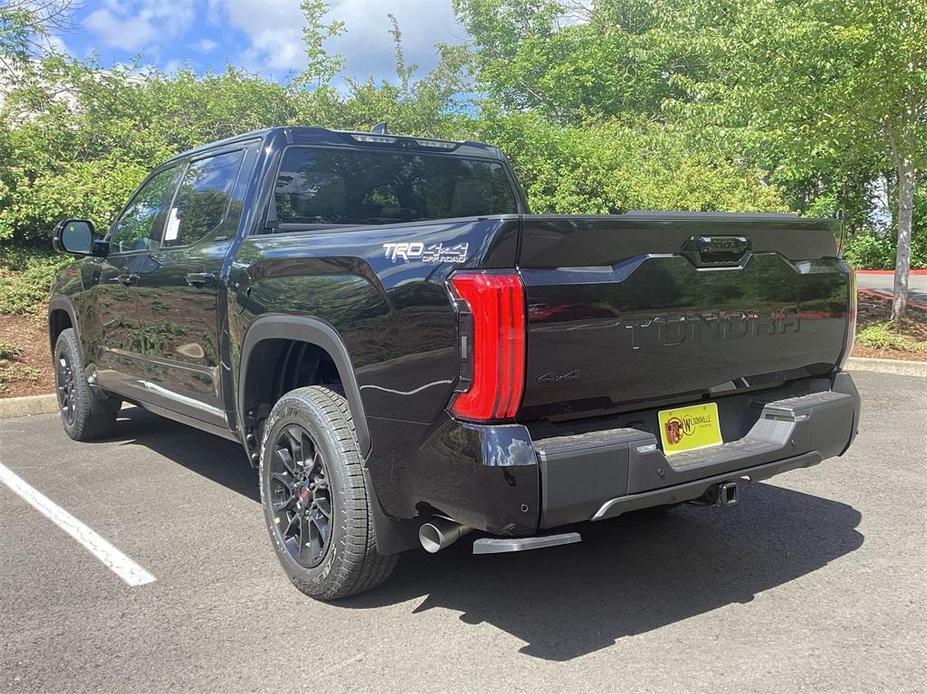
[103,407,863,662]
[98,406,260,501]
[344,483,864,661]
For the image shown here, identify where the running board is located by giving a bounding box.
[472,532,581,555]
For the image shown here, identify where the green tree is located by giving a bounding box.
[0,58,299,242]
[652,0,927,318]
[453,0,684,122]
[294,0,346,90]
[472,111,787,213]
[0,0,75,75]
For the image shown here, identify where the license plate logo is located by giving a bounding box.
[658,402,723,455]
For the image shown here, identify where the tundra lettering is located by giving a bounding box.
[622,308,801,350]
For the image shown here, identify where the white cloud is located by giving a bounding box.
[208,0,306,72]
[162,58,184,74]
[209,0,464,79]
[43,34,71,56]
[85,0,196,53]
[78,0,466,80]
[194,38,218,52]
[328,0,464,80]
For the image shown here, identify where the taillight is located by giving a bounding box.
[448,271,526,421]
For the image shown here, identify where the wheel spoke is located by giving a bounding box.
[304,449,320,477]
[55,355,76,425]
[271,471,294,491]
[285,426,304,465]
[297,512,312,564]
[314,495,332,519]
[284,510,299,534]
[308,512,326,564]
[274,447,297,476]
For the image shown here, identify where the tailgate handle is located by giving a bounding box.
[683,235,750,267]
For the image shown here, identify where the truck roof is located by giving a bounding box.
[165,126,504,164]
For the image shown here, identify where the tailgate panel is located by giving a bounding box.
[517,215,850,418]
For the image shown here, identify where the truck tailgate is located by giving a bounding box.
[517,214,851,419]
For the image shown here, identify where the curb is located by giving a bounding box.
[857,288,927,312]
[0,394,59,419]
[846,356,927,377]
[855,269,927,275]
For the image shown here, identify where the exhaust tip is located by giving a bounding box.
[419,523,444,554]
[419,518,471,553]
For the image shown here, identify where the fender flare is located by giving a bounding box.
[47,296,82,361]
[238,314,371,456]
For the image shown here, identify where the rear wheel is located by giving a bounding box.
[54,328,120,441]
[259,386,397,600]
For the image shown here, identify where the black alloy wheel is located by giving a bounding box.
[269,424,333,568]
[56,352,77,426]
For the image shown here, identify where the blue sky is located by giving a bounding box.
[56,0,467,83]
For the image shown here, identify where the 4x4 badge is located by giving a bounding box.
[538,369,581,384]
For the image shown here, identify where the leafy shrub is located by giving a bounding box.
[843,231,897,270]
[0,159,147,244]
[0,341,22,360]
[471,113,789,214]
[0,361,40,394]
[0,248,72,314]
[843,228,927,270]
[856,322,926,352]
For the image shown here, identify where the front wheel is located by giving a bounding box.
[259,386,397,600]
[54,328,120,441]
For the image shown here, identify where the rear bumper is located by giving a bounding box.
[587,451,822,521]
[369,372,860,544]
[536,371,860,527]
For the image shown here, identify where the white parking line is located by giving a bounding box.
[0,462,156,587]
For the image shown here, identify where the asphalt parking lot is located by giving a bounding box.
[1,370,924,693]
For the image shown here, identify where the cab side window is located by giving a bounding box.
[109,166,179,254]
[164,150,244,248]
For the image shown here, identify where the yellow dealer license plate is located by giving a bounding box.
[658,402,723,455]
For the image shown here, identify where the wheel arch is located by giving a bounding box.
[47,297,80,360]
[238,314,371,457]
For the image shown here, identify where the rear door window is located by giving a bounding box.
[164,149,245,247]
[272,147,518,228]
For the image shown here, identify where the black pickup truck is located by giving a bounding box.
[49,126,860,599]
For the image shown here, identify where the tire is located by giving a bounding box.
[54,328,120,442]
[259,386,397,600]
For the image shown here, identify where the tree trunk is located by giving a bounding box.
[892,157,914,321]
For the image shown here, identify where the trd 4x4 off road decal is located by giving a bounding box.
[382,241,469,263]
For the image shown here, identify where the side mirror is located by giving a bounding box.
[53,219,108,257]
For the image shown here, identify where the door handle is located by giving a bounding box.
[108,273,139,286]
[185,272,217,289]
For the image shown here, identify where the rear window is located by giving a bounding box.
[271,146,518,227]
[164,149,244,247]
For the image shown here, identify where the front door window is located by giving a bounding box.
[109,166,179,254]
